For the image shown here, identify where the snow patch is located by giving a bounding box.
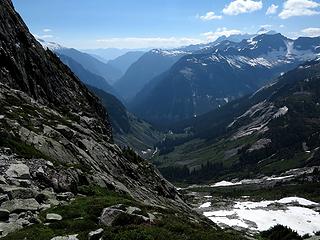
[273,106,288,118]
[202,197,320,236]
[211,180,242,187]
[199,202,211,208]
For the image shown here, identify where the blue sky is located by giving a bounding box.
[12,0,320,49]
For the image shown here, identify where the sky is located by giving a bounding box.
[12,0,320,50]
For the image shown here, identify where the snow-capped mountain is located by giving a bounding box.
[130,33,320,126]
[37,38,122,84]
[36,38,65,51]
[114,48,190,100]
[114,33,255,100]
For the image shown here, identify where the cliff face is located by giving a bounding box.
[0,0,111,139]
[0,0,185,221]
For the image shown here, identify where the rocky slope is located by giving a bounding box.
[0,0,191,236]
[131,34,320,126]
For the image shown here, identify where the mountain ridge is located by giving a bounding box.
[130,33,320,127]
[153,58,320,182]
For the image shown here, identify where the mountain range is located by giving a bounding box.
[130,33,320,127]
[154,58,320,182]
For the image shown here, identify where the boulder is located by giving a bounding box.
[126,206,142,215]
[8,213,19,223]
[100,204,150,226]
[1,186,37,199]
[5,164,30,179]
[50,235,79,240]
[0,209,10,221]
[15,218,30,227]
[56,192,74,201]
[9,179,32,187]
[1,199,40,213]
[46,213,63,221]
[0,222,23,237]
[88,228,103,240]
[100,205,125,226]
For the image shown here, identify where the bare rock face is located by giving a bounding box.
[5,164,30,179]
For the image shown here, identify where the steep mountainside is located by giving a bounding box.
[0,1,196,237]
[114,49,189,100]
[108,51,145,74]
[131,34,320,127]
[86,85,163,156]
[54,48,122,84]
[57,53,119,98]
[153,59,320,182]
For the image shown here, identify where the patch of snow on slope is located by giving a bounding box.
[199,202,211,208]
[278,197,318,206]
[203,198,320,236]
[209,55,220,62]
[266,175,294,181]
[151,49,190,57]
[273,106,288,118]
[211,181,242,187]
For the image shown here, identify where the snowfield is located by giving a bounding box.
[201,197,320,236]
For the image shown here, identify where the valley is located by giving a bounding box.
[2,0,320,239]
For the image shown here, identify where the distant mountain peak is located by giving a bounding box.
[257,28,278,35]
[36,38,65,51]
[150,48,191,57]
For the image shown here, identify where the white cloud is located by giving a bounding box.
[202,28,243,41]
[96,37,203,49]
[260,24,272,28]
[222,0,263,15]
[279,0,320,19]
[33,33,54,39]
[266,4,279,15]
[280,24,285,28]
[301,27,320,37]
[43,28,52,33]
[199,11,222,21]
